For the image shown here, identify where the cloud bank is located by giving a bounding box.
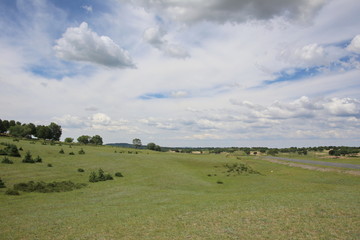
[54,22,135,68]
[132,0,328,23]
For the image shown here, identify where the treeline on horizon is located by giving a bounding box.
[0,119,61,141]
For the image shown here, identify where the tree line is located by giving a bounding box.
[0,119,62,141]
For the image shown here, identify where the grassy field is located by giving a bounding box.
[0,137,359,239]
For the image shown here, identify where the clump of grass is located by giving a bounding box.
[59,149,65,154]
[47,163,53,167]
[2,156,13,164]
[22,151,35,163]
[78,168,85,172]
[0,177,6,188]
[89,169,113,183]
[69,152,75,155]
[5,188,20,195]
[13,181,87,193]
[35,156,42,163]
[78,149,85,155]
[115,172,124,177]
[0,142,21,157]
[223,163,261,176]
[216,180,224,184]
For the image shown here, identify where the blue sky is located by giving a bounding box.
[0,0,359,147]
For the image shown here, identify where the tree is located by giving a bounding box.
[8,125,31,138]
[48,122,62,141]
[90,135,103,145]
[147,142,161,151]
[0,119,6,133]
[36,125,52,140]
[133,138,142,148]
[64,137,74,143]
[2,120,10,132]
[27,123,36,136]
[77,135,91,144]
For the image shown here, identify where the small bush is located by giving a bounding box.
[2,156,13,164]
[22,151,35,163]
[0,149,7,155]
[35,156,42,163]
[115,172,124,177]
[0,178,6,188]
[78,168,85,172]
[19,147,23,151]
[89,169,113,183]
[59,149,65,154]
[223,163,260,176]
[216,181,224,184]
[5,188,20,195]
[78,149,85,155]
[13,181,87,193]
[47,163,53,167]
[69,152,75,155]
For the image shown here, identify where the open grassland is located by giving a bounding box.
[0,137,359,239]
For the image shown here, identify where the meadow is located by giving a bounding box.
[0,137,359,239]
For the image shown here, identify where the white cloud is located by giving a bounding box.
[54,22,135,68]
[143,27,189,58]
[347,34,360,53]
[90,113,112,126]
[132,0,327,24]
[54,114,86,128]
[82,5,93,13]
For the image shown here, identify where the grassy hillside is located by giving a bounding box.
[0,137,359,239]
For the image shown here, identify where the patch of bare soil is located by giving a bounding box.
[262,158,360,176]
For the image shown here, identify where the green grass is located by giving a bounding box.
[0,137,359,239]
[276,151,360,165]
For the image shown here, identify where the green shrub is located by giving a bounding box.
[216,181,224,184]
[78,148,85,155]
[5,188,20,195]
[89,169,113,183]
[223,163,260,176]
[22,151,35,163]
[35,156,42,163]
[78,168,85,172]
[13,181,86,193]
[2,156,14,164]
[115,172,124,177]
[0,143,21,157]
[59,149,64,154]
[69,152,75,155]
[0,178,6,188]
[19,147,23,151]
[47,163,53,167]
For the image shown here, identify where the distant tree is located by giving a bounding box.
[0,119,6,133]
[36,125,52,140]
[2,120,10,132]
[133,138,142,149]
[147,142,156,150]
[147,142,161,151]
[27,123,36,136]
[9,125,31,138]
[77,135,91,144]
[48,122,62,141]
[64,137,74,143]
[90,135,103,145]
[9,120,16,127]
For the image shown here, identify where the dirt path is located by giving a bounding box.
[260,156,360,176]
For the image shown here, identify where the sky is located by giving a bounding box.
[0,0,359,148]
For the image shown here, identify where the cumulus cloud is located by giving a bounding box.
[90,113,112,125]
[132,0,327,24]
[232,96,360,120]
[143,27,189,58]
[279,43,347,67]
[54,114,86,128]
[347,34,360,54]
[54,22,135,68]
